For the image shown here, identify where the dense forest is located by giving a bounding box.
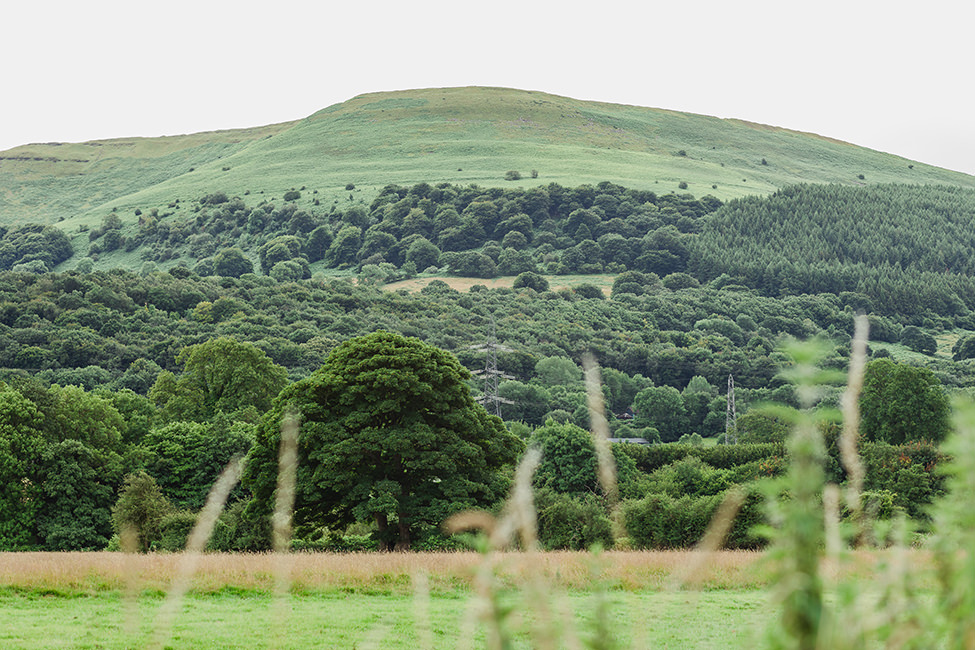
[41,180,975,325]
[2,179,973,553]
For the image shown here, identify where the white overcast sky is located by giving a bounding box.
[3,0,972,175]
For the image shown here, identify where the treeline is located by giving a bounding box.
[0,335,948,552]
[2,267,974,402]
[76,180,975,327]
[81,181,718,281]
[691,184,975,320]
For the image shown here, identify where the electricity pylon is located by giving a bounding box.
[726,374,738,444]
[470,319,514,418]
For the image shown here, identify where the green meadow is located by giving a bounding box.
[0,589,772,650]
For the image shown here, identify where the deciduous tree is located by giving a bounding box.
[243,331,522,550]
[860,359,951,444]
[149,337,288,423]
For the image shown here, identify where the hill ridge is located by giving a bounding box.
[1,87,972,227]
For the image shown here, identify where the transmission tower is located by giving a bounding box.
[470,319,514,418]
[726,374,738,444]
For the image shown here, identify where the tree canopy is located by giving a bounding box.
[243,331,522,550]
[860,359,951,444]
[149,336,288,423]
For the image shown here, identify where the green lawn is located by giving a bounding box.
[0,589,771,649]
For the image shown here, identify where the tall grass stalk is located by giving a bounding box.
[669,487,746,590]
[582,354,618,506]
[447,448,542,650]
[412,570,434,650]
[584,353,627,650]
[120,524,139,639]
[839,315,869,544]
[270,410,299,649]
[931,399,975,648]
[147,456,242,650]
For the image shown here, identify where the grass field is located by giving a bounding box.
[0,589,772,650]
[0,549,915,649]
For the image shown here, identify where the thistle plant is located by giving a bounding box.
[929,398,975,648]
[762,337,843,650]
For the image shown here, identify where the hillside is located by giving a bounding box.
[3,87,973,229]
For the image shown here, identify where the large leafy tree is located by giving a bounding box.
[633,385,689,442]
[33,385,125,550]
[0,386,46,550]
[860,358,951,444]
[142,420,254,509]
[529,420,640,497]
[149,337,288,423]
[244,331,522,550]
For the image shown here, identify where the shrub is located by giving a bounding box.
[536,489,614,550]
[111,471,174,552]
[573,283,605,300]
[678,181,688,190]
[621,488,765,549]
[202,192,228,205]
[661,272,699,290]
[504,170,522,181]
[952,334,975,361]
[158,511,199,552]
[512,271,549,293]
[283,190,301,202]
[899,326,937,355]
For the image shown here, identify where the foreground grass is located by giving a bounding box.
[0,550,915,649]
[0,589,771,650]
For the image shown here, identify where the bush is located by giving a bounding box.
[661,272,699,290]
[283,190,301,202]
[158,511,198,552]
[573,283,605,300]
[202,192,228,206]
[899,326,937,355]
[504,170,522,181]
[644,456,730,498]
[621,488,765,549]
[678,181,688,190]
[512,271,549,292]
[953,334,975,361]
[111,471,174,552]
[536,489,614,550]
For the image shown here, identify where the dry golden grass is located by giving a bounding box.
[0,549,914,595]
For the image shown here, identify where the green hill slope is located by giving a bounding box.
[3,87,973,228]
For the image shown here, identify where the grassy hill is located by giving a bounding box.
[3,86,973,230]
